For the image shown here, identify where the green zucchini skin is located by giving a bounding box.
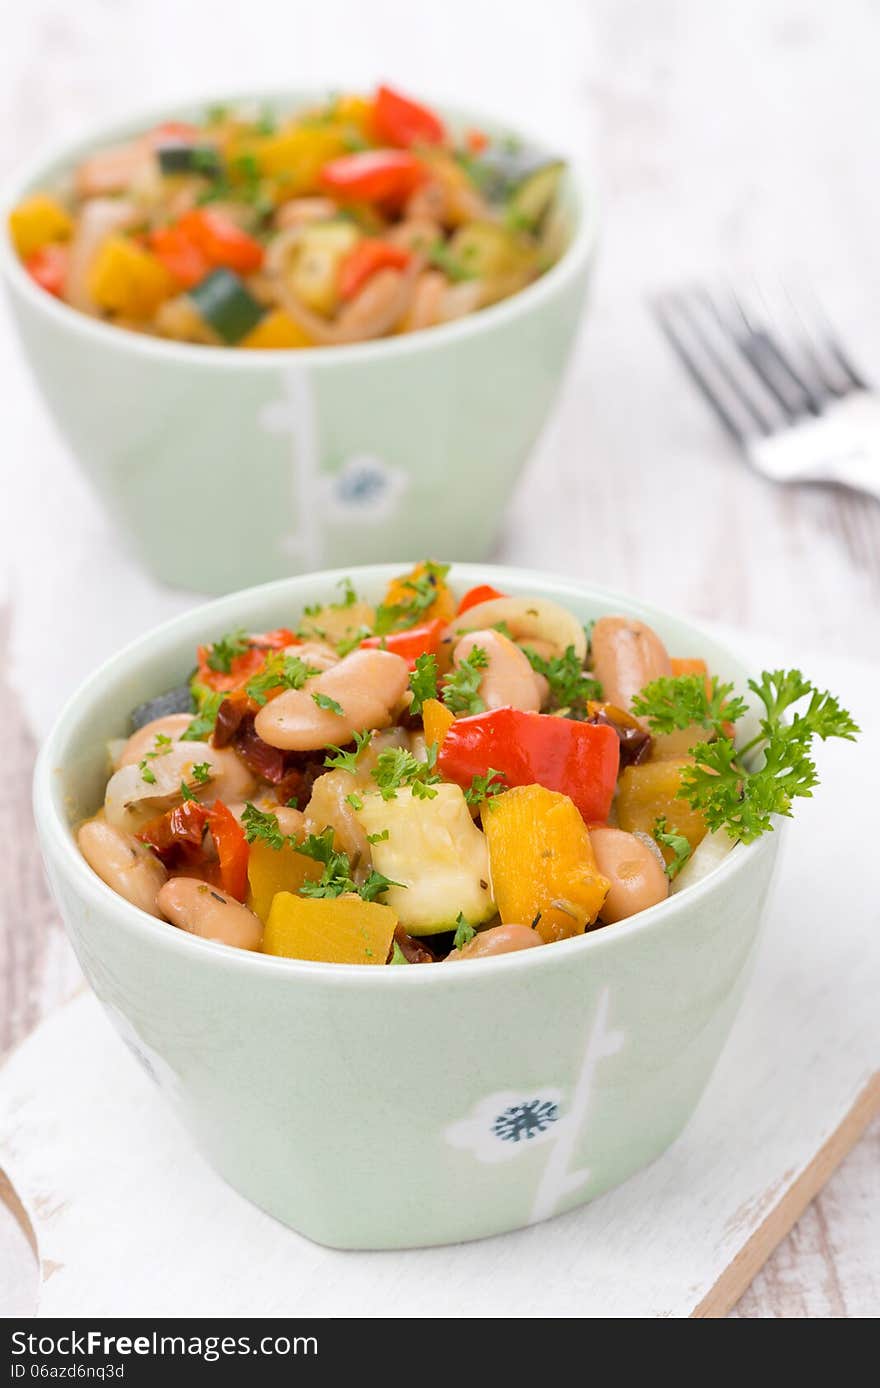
[188,269,265,343]
[156,142,222,178]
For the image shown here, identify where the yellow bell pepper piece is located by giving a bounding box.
[383,562,456,625]
[9,194,73,258]
[333,95,376,139]
[247,839,323,924]
[240,309,313,350]
[616,758,708,860]
[484,784,610,943]
[234,124,349,195]
[422,698,454,751]
[263,891,397,965]
[87,237,175,318]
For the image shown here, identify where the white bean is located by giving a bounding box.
[454,630,546,712]
[77,818,166,916]
[590,616,672,719]
[158,878,263,951]
[116,714,193,769]
[254,648,410,751]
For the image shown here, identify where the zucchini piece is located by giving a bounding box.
[129,684,192,732]
[156,142,222,178]
[354,784,496,935]
[509,161,566,231]
[287,220,360,316]
[188,269,265,344]
[446,222,536,304]
[468,148,566,230]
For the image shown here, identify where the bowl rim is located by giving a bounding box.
[34,562,778,988]
[0,85,599,370]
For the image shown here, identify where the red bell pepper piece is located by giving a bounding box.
[456,583,507,615]
[438,707,620,822]
[320,150,426,204]
[339,239,411,300]
[360,617,445,669]
[24,243,69,297]
[373,85,446,148]
[149,223,211,288]
[196,629,296,693]
[176,209,264,275]
[206,800,249,901]
[465,128,489,154]
[149,121,201,144]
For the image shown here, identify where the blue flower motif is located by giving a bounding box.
[493,1099,560,1144]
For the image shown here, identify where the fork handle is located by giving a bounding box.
[751,392,880,501]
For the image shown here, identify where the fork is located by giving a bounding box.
[652,283,880,501]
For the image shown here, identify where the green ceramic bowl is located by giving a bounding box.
[1,93,596,594]
[34,564,780,1249]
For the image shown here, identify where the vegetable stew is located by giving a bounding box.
[77,563,858,963]
[10,87,571,348]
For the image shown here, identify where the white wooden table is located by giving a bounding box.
[1,0,878,1317]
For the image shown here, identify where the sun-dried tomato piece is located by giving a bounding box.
[390,924,436,964]
[233,717,288,783]
[585,701,653,769]
[138,800,209,866]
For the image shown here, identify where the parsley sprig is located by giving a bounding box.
[453,913,476,950]
[242,809,401,904]
[371,744,442,800]
[443,645,488,716]
[245,653,320,706]
[652,817,692,879]
[409,652,439,717]
[324,731,373,773]
[631,673,747,734]
[182,691,224,741]
[464,769,507,807]
[373,562,450,635]
[636,668,858,844]
[522,644,602,718]
[206,629,250,674]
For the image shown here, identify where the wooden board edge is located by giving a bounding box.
[691,1072,880,1318]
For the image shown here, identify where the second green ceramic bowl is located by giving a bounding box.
[2,93,596,594]
[34,564,780,1249]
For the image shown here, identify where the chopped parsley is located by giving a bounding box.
[464,769,507,807]
[180,781,197,803]
[191,761,212,785]
[312,692,345,716]
[345,792,364,812]
[443,645,489,716]
[181,691,224,741]
[428,239,477,283]
[296,827,401,903]
[371,744,441,801]
[241,803,290,850]
[652,817,692,880]
[389,940,409,965]
[366,829,389,844]
[453,913,476,950]
[373,562,450,635]
[409,652,439,717]
[324,731,372,774]
[206,629,250,674]
[522,644,602,718]
[245,653,319,706]
[138,758,157,785]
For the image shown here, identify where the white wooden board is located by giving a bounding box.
[0,643,877,1318]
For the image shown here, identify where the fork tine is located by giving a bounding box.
[729,287,826,415]
[652,293,756,443]
[790,285,868,392]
